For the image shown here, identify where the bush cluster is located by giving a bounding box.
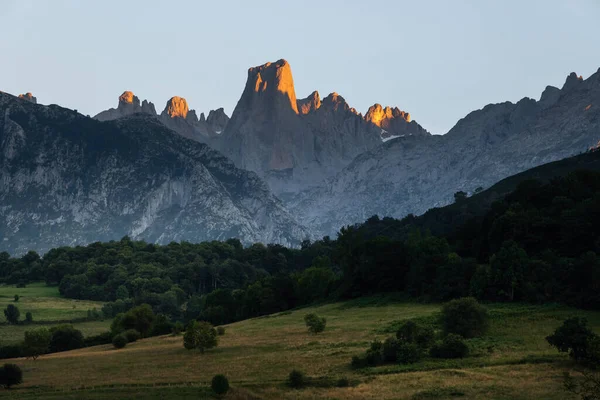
[304,313,326,334]
[351,298,487,368]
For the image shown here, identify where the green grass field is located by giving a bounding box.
[0,283,110,344]
[1,298,598,399]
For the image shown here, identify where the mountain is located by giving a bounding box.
[94,91,229,143]
[0,92,308,255]
[292,69,600,236]
[216,59,428,194]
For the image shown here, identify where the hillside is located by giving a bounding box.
[0,92,308,254]
[401,148,600,240]
[2,297,599,399]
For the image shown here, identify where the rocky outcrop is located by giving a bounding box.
[94,91,156,121]
[161,96,189,119]
[158,96,228,142]
[297,91,321,114]
[0,91,308,255]
[365,104,429,139]
[206,108,229,133]
[292,69,600,237]
[95,92,229,143]
[18,93,37,104]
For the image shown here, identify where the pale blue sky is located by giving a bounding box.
[1,0,599,134]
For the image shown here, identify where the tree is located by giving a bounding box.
[0,364,22,389]
[211,374,230,396]
[547,317,598,363]
[49,325,84,352]
[23,328,51,360]
[183,321,218,353]
[111,304,155,337]
[304,313,326,334]
[13,295,19,302]
[440,297,489,338]
[25,312,33,323]
[287,370,305,388]
[454,191,468,203]
[3,304,20,324]
[115,285,129,300]
[490,241,528,301]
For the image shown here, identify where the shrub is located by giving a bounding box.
[23,327,51,360]
[49,325,84,352]
[25,312,33,324]
[3,304,20,324]
[288,369,305,388]
[0,364,23,389]
[396,320,419,343]
[430,334,469,359]
[13,295,19,302]
[112,334,127,349]
[211,374,230,395]
[397,342,421,364]
[216,326,226,336]
[150,313,174,336]
[351,355,368,369]
[440,297,489,338]
[0,345,24,360]
[183,321,218,353]
[304,313,326,334]
[547,317,599,363]
[369,339,383,352]
[124,329,141,343]
[336,377,350,387]
[365,348,383,366]
[83,331,113,347]
[382,337,400,362]
[415,326,435,349]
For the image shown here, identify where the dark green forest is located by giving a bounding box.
[2,167,600,327]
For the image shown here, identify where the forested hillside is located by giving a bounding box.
[2,154,600,327]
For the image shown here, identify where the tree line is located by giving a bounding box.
[1,170,600,327]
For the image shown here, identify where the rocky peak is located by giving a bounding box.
[119,91,139,107]
[162,96,189,119]
[321,92,352,113]
[206,108,229,133]
[141,99,157,115]
[365,104,410,127]
[241,59,299,114]
[186,109,199,124]
[297,91,321,115]
[562,72,584,92]
[18,92,37,104]
[94,91,156,121]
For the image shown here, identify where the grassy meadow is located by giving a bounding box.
[1,297,598,399]
[0,283,110,344]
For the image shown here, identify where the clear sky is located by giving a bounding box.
[1,0,599,134]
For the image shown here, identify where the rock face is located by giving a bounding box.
[292,69,600,236]
[94,91,156,121]
[18,93,37,104]
[0,92,308,255]
[217,59,423,194]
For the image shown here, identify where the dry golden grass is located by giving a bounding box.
[3,300,597,399]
